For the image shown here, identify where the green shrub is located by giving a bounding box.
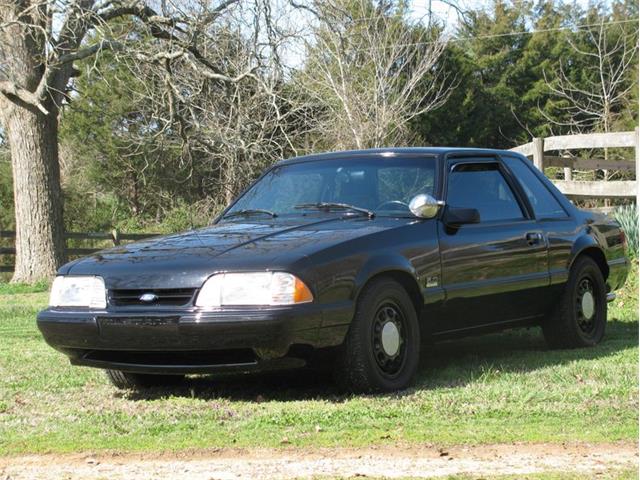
[613,204,639,258]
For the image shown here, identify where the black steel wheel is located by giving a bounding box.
[575,277,597,335]
[371,302,407,377]
[543,256,607,349]
[334,277,420,392]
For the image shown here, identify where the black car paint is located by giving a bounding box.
[37,148,630,374]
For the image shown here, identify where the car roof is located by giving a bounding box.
[276,147,518,165]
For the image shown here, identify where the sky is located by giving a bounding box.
[408,0,593,30]
[409,0,477,27]
[280,0,595,69]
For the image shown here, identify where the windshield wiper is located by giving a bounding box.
[222,209,278,219]
[295,202,375,219]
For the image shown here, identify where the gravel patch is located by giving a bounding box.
[0,441,637,479]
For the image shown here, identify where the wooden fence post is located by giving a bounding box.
[562,153,572,181]
[532,137,545,172]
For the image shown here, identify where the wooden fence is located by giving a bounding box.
[0,230,158,273]
[510,128,639,206]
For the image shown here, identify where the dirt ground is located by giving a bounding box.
[0,442,637,479]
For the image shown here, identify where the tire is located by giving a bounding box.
[334,277,420,393]
[542,256,607,349]
[105,369,185,390]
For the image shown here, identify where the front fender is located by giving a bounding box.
[352,254,419,301]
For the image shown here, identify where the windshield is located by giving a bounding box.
[223,156,437,219]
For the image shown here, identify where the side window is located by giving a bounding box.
[502,156,568,219]
[447,162,525,222]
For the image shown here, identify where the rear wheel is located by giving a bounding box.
[105,370,185,389]
[334,278,420,393]
[543,256,607,349]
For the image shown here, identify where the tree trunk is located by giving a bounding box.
[3,104,65,283]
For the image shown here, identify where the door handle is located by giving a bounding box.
[525,232,544,246]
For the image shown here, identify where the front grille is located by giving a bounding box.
[109,288,196,307]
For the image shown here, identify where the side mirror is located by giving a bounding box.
[443,207,481,226]
[409,194,445,219]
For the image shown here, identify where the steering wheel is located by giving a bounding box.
[376,200,410,211]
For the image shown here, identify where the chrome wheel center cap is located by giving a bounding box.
[581,291,595,320]
[381,322,400,356]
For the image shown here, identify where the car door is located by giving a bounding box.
[501,154,576,304]
[434,156,550,334]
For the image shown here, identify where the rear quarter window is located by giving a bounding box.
[502,156,568,219]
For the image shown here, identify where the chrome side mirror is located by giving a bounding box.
[409,194,445,219]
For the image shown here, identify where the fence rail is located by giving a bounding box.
[510,128,639,204]
[0,230,158,274]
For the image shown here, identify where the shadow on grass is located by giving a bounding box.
[121,319,638,403]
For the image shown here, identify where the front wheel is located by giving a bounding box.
[334,278,420,393]
[105,370,185,390]
[543,256,607,349]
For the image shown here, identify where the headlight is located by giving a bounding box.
[195,272,313,307]
[49,276,107,309]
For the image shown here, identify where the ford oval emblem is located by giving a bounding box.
[139,293,158,303]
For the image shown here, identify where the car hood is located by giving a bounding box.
[64,216,414,289]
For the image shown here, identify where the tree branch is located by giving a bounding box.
[0,80,49,114]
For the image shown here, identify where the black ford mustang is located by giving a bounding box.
[38,148,630,392]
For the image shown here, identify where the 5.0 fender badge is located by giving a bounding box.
[425,276,439,288]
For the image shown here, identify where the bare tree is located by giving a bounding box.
[293,0,453,150]
[543,19,637,134]
[0,0,251,283]
[99,1,306,206]
[542,17,637,189]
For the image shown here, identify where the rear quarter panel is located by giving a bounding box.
[575,210,630,291]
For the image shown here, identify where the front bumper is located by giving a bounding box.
[37,304,338,374]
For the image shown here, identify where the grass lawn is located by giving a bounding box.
[0,267,637,455]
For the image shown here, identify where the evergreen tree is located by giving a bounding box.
[414,0,533,148]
